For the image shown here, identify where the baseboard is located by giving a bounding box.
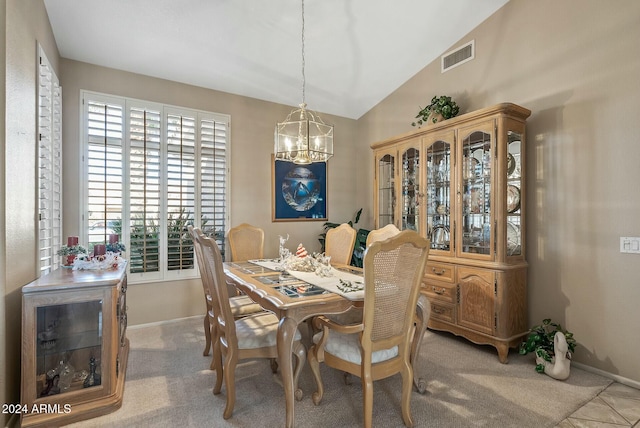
[572,361,640,390]
[127,314,201,330]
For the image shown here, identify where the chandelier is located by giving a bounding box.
[274,0,333,165]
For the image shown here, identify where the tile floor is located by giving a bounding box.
[557,382,640,427]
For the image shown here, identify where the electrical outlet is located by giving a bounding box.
[620,237,640,254]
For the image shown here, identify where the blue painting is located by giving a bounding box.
[273,159,327,221]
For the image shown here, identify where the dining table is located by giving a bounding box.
[223,259,431,428]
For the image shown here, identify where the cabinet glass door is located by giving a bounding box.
[36,300,103,397]
[400,146,420,232]
[506,130,523,256]
[460,126,493,257]
[376,153,396,227]
[425,138,452,253]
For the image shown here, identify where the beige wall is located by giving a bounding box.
[58,60,360,326]
[2,0,61,423]
[358,0,640,382]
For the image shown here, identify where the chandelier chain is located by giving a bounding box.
[301,0,305,105]
[274,0,333,165]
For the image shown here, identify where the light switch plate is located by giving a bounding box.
[620,237,640,254]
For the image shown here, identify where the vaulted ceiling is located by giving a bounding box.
[44,0,509,119]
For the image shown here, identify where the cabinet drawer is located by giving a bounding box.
[425,261,455,283]
[429,301,455,323]
[422,281,456,304]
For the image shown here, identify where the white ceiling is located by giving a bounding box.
[44,0,509,120]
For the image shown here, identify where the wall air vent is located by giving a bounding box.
[441,40,475,73]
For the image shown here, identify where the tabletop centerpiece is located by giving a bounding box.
[57,236,88,267]
[278,235,332,277]
[71,234,127,271]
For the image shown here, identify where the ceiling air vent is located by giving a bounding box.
[441,40,475,73]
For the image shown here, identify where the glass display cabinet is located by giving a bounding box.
[424,132,454,256]
[371,103,531,362]
[21,265,128,427]
[373,139,424,233]
[399,142,421,232]
[373,148,397,228]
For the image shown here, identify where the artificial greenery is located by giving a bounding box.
[519,318,577,373]
[126,211,225,274]
[106,241,126,253]
[56,245,88,256]
[412,95,460,127]
[336,278,364,293]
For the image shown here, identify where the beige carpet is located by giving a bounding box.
[69,316,611,428]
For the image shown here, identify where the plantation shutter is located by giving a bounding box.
[129,106,162,274]
[166,111,196,272]
[85,98,124,245]
[82,91,229,283]
[37,45,63,275]
[200,116,228,258]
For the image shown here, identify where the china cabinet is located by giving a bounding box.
[372,103,530,362]
[21,265,128,427]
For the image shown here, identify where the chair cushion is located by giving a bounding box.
[236,312,301,349]
[230,295,263,316]
[313,330,398,364]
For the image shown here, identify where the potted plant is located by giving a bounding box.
[412,95,460,127]
[519,318,577,377]
[56,244,88,266]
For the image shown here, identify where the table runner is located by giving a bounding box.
[249,259,365,300]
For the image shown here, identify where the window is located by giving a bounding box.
[38,44,63,275]
[82,91,229,283]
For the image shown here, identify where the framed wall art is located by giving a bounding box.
[272,156,327,221]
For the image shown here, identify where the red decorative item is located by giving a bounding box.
[94,244,106,256]
[67,236,79,247]
[109,234,119,244]
[65,254,76,266]
[295,244,308,258]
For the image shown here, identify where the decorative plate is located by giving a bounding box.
[507,222,520,255]
[507,153,516,176]
[431,225,450,248]
[463,156,479,180]
[508,141,521,177]
[472,148,484,164]
[506,184,521,213]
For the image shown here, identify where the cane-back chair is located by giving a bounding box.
[366,223,401,247]
[325,223,357,265]
[227,223,264,261]
[308,231,430,428]
[197,232,306,419]
[188,226,262,362]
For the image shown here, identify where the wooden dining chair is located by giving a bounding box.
[197,232,306,420]
[188,226,263,364]
[366,223,401,247]
[308,231,430,428]
[324,223,402,330]
[325,223,357,265]
[227,223,264,261]
[329,222,431,393]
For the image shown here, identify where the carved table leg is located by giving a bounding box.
[277,316,299,428]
